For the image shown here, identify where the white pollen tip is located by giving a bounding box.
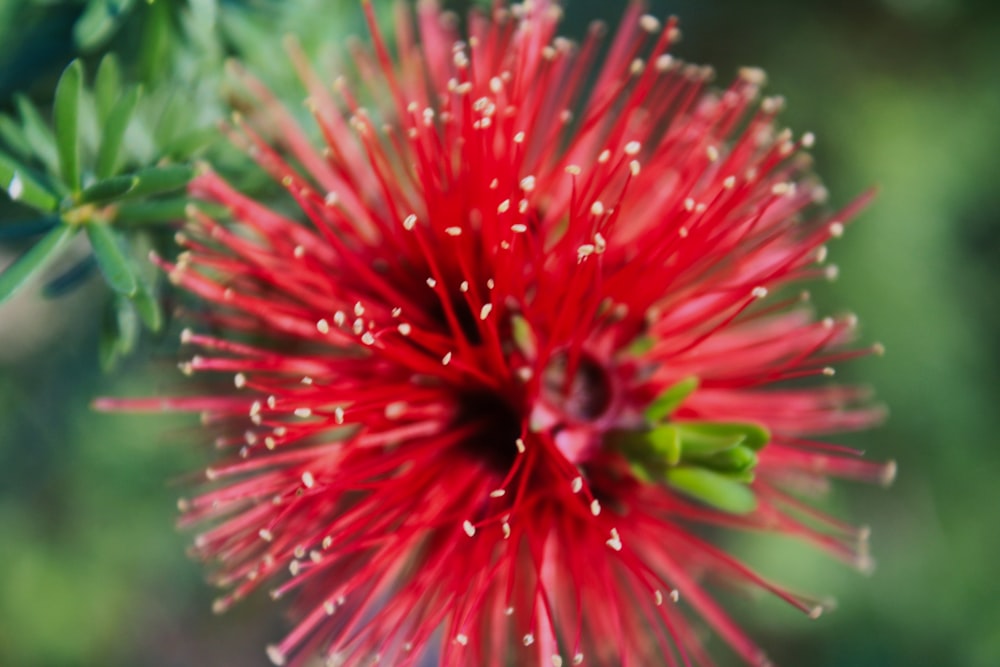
[809,606,824,620]
[259,529,273,542]
[624,140,641,156]
[881,460,898,486]
[234,373,247,388]
[266,645,286,666]
[654,590,664,606]
[606,529,623,551]
[639,14,661,33]
[739,66,768,86]
[456,633,469,646]
[523,634,535,647]
[490,489,506,498]
[397,323,412,336]
[463,520,476,537]
[670,589,680,602]
[520,175,537,192]
[802,132,816,148]
[872,342,886,356]
[590,499,602,516]
[590,201,605,216]
[516,438,526,453]
[317,319,330,334]
[403,214,417,230]
[445,226,462,236]
[480,304,493,320]
[180,328,193,343]
[552,655,564,667]
[301,472,315,488]
[829,222,845,238]
[294,407,312,418]
[822,366,836,377]
[442,352,453,366]
[752,286,769,299]
[571,476,583,493]
[573,653,584,665]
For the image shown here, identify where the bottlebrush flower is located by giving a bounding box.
[100,1,894,665]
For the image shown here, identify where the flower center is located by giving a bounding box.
[540,352,614,423]
[455,389,524,472]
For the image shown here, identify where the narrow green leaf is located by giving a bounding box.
[94,54,123,124]
[122,164,195,199]
[645,377,700,422]
[665,467,758,515]
[0,152,59,211]
[54,60,84,191]
[645,425,682,466]
[77,175,138,205]
[75,0,137,51]
[164,127,219,160]
[676,427,745,458]
[0,216,60,241]
[96,85,141,179]
[131,278,163,331]
[0,224,76,303]
[701,445,759,473]
[114,292,141,357]
[0,114,33,159]
[676,421,771,453]
[85,223,138,295]
[114,198,191,224]
[14,96,60,176]
[43,254,98,298]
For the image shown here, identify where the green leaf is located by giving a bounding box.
[0,152,59,212]
[131,277,163,331]
[114,197,191,224]
[122,164,195,199]
[675,421,771,453]
[43,255,98,298]
[644,425,682,466]
[77,175,138,204]
[98,293,137,372]
[0,224,76,303]
[75,0,137,51]
[54,60,84,191]
[645,377,700,422]
[94,54,123,124]
[665,467,758,514]
[14,96,60,176]
[701,445,759,473]
[114,293,141,356]
[164,127,219,160]
[0,114,33,159]
[96,85,141,179]
[0,217,60,241]
[85,223,138,296]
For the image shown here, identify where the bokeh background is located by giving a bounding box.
[1,0,998,665]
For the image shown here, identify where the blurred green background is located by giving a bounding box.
[1,0,998,665]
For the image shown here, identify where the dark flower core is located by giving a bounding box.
[541,352,615,424]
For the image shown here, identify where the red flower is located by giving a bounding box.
[102,1,894,665]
